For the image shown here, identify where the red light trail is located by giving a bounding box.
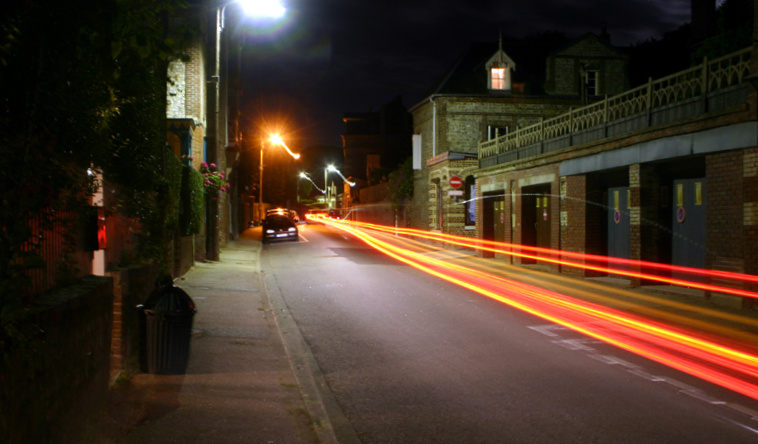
[319,218,758,401]
[337,220,758,300]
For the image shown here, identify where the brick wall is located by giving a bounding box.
[561,175,587,276]
[707,150,744,271]
[546,35,629,96]
[108,264,160,381]
[745,148,758,280]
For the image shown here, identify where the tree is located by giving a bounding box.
[0,0,188,347]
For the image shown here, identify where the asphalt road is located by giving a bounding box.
[261,222,758,443]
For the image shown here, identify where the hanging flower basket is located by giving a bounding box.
[200,162,229,200]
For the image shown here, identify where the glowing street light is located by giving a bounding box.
[208,0,288,258]
[270,134,300,160]
[238,0,286,18]
[323,164,354,210]
[259,134,300,222]
[299,172,326,194]
[327,164,356,187]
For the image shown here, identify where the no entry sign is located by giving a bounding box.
[449,175,463,189]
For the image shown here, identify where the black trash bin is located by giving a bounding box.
[137,275,197,375]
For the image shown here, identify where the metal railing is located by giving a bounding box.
[480,47,753,159]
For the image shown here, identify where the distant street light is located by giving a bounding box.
[299,172,326,194]
[327,164,356,187]
[324,164,354,210]
[259,134,300,223]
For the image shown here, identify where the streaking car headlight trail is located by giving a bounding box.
[321,218,758,401]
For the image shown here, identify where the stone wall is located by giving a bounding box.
[0,276,113,444]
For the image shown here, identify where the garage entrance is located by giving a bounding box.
[521,184,551,263]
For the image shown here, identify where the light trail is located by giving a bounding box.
[321,218,758,401]
[340,220,758,300]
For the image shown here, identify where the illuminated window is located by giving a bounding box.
[491,67,506,90]
[485,42,515,92]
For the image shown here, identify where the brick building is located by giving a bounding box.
[166,11,209,265]
[410,33,627,236]
[473,21,758,302]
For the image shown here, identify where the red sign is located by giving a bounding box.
[449,175,463,189]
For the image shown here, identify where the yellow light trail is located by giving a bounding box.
[322,219,758,401]
[342,220,758,300]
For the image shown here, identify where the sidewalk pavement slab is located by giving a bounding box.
[84,232,325,443]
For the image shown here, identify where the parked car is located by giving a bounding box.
[266,207,300,223]
[266,208,289,217]
[305,209,327,224]
[262,213,299,243]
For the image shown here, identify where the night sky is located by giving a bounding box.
[234,0,693,150]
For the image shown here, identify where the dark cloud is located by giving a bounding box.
[240,0,691,148]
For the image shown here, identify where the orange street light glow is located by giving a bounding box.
[269,134,300,159]
[319,218,758,401]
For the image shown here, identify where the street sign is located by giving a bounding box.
[449,175,463,189]
[448,190,464,196]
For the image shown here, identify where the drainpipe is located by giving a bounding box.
[430,96,437,157]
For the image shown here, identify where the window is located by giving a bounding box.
[412,134,422,170]
[465,176,476,226]
[485,46,515,92]
[491,67,506,90]
[487,125,508,141]
[585,70,598,96]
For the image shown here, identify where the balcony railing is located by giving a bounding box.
[479,47,753,161]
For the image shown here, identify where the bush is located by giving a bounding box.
[181,166,205,236]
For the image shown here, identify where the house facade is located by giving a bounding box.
[166,13,209,268]
[410,33,627,236]
[476,47,757,284]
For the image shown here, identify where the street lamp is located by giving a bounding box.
[238,0,286,18]
[324,164,354,210]
[259,134,300,223]
[207,0,287,258]
[299,172,326,195]
[327,164,356,187]
[324,165,332,209]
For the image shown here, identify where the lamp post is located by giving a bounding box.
[207,0,286,259]
[299,172,326,206]
[259,134,300,223]
[327,164,356,187]
[324,165,354,210]
[324,165,332,209]
[327,165,355,211]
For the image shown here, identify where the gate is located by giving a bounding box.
[672,178,706,276]
[482,192,505,258]
[534,191,551,249]
[607,187,630,270]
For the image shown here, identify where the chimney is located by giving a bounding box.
[600,22,611,43]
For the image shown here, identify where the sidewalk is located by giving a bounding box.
[89,230,332,443]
